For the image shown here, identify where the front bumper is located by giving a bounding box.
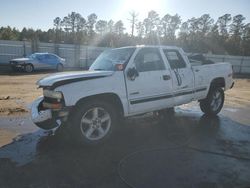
[10,61,25,68]
[31,97,62,130]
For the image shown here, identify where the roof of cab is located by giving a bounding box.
[115,45,181,50]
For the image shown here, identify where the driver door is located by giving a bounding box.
[125,47,174,114]
[35,54,49,69]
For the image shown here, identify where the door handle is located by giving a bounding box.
[195,69,200,72]
[163,75,171,80]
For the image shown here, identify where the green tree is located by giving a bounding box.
[228,14,246,55]
[145,10,160,35]
[161,14,181,40]
[136,21,144,38]
[0,26,19,40]
[107,20,114,33]
[95,20,108,35]
[217,14,231,37]
[62,12,86,33]
[242,23,250,55]
[230,14,245,38]
[87,13,97,36]
[53,17,62,43]
[114,20,125,36]
[198,14,214,35]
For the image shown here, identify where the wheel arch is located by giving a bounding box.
[203,77,225,99]
[209,77,225,89]
[72,93,125,118]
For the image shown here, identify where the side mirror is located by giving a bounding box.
[127,67,139,81]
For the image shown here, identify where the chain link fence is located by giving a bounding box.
[204,54,250,74]
[0,40,108,69]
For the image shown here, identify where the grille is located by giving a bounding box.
[44,97,60,104]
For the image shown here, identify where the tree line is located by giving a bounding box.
[0,11,250,56]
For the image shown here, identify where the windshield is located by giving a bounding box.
[89,48,135,71]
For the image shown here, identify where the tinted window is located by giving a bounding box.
[48,54,57,60]
[36,54,45,60]
[163,50,186,69]
[44,54,50,59]
[134,48,165,72]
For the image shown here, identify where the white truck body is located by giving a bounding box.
[31,46,234,139]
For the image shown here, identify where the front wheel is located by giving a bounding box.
[25,64,34,73]
[70,100,117,145]
[200,87,224,115]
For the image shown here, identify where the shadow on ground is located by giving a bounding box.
[0,110,250,188]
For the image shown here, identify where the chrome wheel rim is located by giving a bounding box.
[210,90,222,112]
[26,65,33,72]
[80,107,111,141]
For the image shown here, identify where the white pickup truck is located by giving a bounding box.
[31,46,234,145]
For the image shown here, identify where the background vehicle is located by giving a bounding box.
[31,46,234,145]
[188,53,215,65]
[9,53,66,73]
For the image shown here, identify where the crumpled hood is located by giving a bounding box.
[11,57,31,62]
[37,71,114,88]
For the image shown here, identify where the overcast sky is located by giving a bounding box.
[0,0,249,32]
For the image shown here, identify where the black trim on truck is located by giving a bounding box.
[50,75,108,89]
[130,87,207,105]
[130,94,173,104]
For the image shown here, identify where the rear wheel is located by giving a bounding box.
[25,64,34,73]
[200,87,224,115]
[70,100,117,145]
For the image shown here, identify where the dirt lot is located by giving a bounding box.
[0,72,48,116]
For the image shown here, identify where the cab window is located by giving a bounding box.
[163,50,186,69]
[134,48,165,72]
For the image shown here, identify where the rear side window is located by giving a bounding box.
[163,50,186,69]
[37,54,45,60]
[134,48,165,72]
[48,54,57,60]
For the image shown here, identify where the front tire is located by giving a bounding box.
[25,64,34,73]
[200,87,224,115]
[70,100,117,145]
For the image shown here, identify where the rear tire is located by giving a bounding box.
[25,64,34,73]
[70,100,117,145]
[200,87,224,115]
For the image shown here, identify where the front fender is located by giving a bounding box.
[55,72,129,116]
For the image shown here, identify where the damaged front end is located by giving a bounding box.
[31,89,70,130]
